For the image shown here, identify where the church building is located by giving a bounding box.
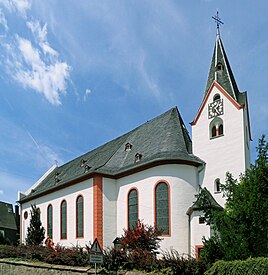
[18,29,251,257]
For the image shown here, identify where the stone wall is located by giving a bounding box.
[0,259,103,275]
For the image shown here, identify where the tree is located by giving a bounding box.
[25,204,45,246]
[199,135,268,262]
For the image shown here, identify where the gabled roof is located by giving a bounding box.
[204,34,246,105]
[0,201,17,230]
[19,107,204,203]
[186,188,222,216]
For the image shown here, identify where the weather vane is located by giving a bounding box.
[212,11,224,35]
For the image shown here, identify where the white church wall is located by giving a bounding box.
[192,85,247,206]
[21,178,94,247]
[116,164,198,254]
[189,211,210,257]
[102,177,117,248]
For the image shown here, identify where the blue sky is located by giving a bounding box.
[0,0,267,205]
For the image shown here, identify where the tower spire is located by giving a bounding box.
[212,11,224,38]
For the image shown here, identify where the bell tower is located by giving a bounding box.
[191,16,251,206]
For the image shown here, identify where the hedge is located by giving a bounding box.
[205,257,268,275]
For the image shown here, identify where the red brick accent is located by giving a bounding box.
[93,175,103,248]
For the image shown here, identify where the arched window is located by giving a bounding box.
[60,200,67,239]
[47,204,53,238]
[216,63,223,71]
[128,188,138,229]
[214,178,221,193]
[219,124,223,135]
[155,181,170,235]
[76,195,84,238]
[210,117,224,139]
[212,126,217,137]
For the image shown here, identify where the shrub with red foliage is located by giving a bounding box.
[120,220,162,255]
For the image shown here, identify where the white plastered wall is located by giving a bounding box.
[102,177,117,248]
[192,85,248,206]
[115,164,198,254]
[21,179,94,247]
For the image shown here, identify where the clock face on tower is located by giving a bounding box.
[208,99,224,119]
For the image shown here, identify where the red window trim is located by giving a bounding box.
[154,180,171,237]
[127,187,139,230]
[47,204,53,239]
[76,194,84,239]
[60,199,67,240]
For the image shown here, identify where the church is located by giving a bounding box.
[18,28,251,257]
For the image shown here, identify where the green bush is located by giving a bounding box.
[161,250,207,275]
[205,257,268,275]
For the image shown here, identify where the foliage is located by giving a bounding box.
[199,135,268,262]
[25,205,45,246]
[0,234,11,245]
[120,220,163,254]
[103,221,162,271]
[0,243,93,267]
[160,250,207,275]
[204,257,268,275]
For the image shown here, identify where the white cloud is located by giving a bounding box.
[0,2,71,105]
[27,20,58,57]
[4,35,70,105]
[83,88,92,102]
[0,190,4,195]
[0,9,8,31]
[0,0,31,16]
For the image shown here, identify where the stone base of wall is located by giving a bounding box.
[0,259,153,275]
[0,259,107,275]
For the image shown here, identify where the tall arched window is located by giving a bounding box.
[128,188,138,229]
[76,195,84,238]
[155,181,170,235]
[60,200,67,239]
[47,204,53,238]
[210,117,224,139]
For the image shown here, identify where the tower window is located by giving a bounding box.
[213,94,221,101]
[210,117,224,139]
[214,178,221,193]
[216,63,223,71]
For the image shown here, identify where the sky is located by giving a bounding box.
[0,0,267,205]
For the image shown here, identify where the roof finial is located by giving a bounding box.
[212,11,224,37]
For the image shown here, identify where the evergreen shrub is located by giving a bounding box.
[205,257,268,275]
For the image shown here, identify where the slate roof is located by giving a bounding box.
[204,35,247,105]
[19,107,204,202]
[0,201,17,230]
[186,188,222,215]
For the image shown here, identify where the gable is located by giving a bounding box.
[192,81,243,126]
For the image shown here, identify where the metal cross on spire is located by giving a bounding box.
[212,11,224,36]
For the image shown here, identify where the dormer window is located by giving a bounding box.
[55,172,60,183]
[80,159,87,167]
[125,143,132,151]
[135,153,142,163]
[216,62,223,71]
[84,164,91,173]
